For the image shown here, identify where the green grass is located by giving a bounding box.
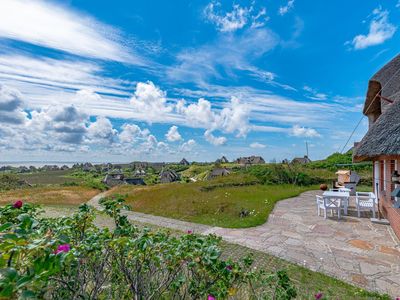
[18,170,83,185]
[108,179,317,228]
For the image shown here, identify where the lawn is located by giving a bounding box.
[0,186,99,206]
[107,181,317,228]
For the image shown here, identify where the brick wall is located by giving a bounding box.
[378,158,400,240]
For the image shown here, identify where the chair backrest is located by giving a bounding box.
[323,196,341,208]
[316,195,324,204]
[356,192,374,204]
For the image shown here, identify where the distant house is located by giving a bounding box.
[103,173,146,187]
[179,158,190,166]
[208,167,231,179]
[160,169,180,183]
[353,54,400,240]
[235,156,265,165]
[291,155,312,164]
[215,156,229,164]
[60,165,70,170]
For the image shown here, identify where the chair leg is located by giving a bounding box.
[357,207,360,218]
[372,208,375,219]
[338,209,341,219]
[324,209,327,219]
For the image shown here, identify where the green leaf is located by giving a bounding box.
[0,222,12,232]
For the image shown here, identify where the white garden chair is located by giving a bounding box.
[316,195,342,219]
[356,192,376,218]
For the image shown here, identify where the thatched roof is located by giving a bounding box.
[354,99,400,161]
[354,54,400,161]
[291,156,311,164]
[363,54,400,116]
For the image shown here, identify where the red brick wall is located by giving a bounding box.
[377,159,400,240]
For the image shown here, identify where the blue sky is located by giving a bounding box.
[0,0,399,163]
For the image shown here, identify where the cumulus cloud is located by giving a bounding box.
[250,142,266,149]
[177,97,250,137]
[279,0,295,16]
[0,84,27,124]
[130,81,173,122]
[119,124,150,144]
[86,117,118,144]
[290,125,321,138]
[0,0,141,63]
[349,8,396,50]
[165,125,182,142]
[180,139,196,152]
[204,130,227,146]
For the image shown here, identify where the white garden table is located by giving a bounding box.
[323,191,350,215]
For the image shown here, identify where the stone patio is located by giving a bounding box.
[88,190,400,296]
[205,191,400,296]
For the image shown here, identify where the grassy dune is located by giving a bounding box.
[0,186,99,206]
[107,181,316,228]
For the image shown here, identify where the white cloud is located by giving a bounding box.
[130,81,174,122]
[165,125,182,142]
[0,84,27,124]
[119,124,149,144]
[167,28,279,87]
[219,97,249,137]
[290,125,321,138]
[279,0,295,16]
[204,130,227,146]
[177,98,216,128]
[86,117,117,145]
[204,2,249,32]
[397,1,400,8]
[0,54,131,97]
[303,85,328,101]
[0,0,141,63]
[180,139,196,152]
[350,8,396,50]
[250,142,266,149]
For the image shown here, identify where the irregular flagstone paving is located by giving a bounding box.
[88,190,400,297]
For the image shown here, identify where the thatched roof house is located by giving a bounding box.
[353,54,400,239]
[291,155,311,164]
[179,158,190,166]
[208,167,231,179]
[235,156,265,165]
[159,169,180,183]
[215,156,229,164]
[103,173,146,187]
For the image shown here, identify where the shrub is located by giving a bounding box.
[0,198,297,299]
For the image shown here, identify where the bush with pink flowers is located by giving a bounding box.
[0,197,297,299]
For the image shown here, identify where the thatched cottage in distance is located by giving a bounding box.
[353,54,400,239]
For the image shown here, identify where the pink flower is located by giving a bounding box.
[315,293,323,300]
[207,295,215,300]
[226,265,233,271]
[55,244,71,254]
[13,200,23,209]
[187,230,193,234]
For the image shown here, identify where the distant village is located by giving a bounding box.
[0,155,312,188]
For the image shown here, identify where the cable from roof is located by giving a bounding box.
[340,66,400,154]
